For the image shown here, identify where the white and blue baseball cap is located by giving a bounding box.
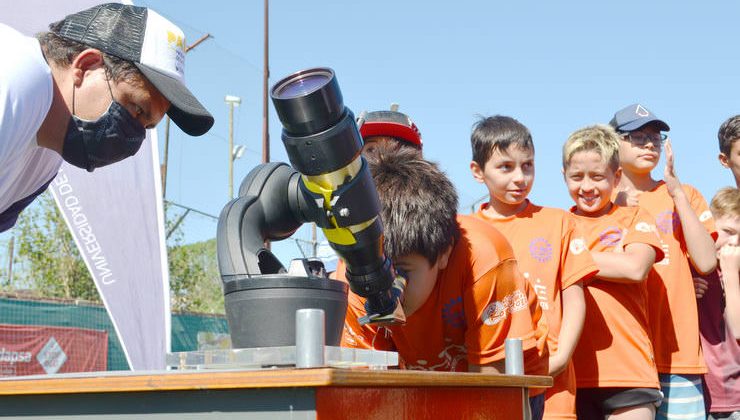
[52,3,214,136]
[609,103,670,133]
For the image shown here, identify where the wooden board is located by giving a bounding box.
[0,368,551,396]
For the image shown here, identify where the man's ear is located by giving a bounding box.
[70,48,105,86]
[437,244,454,270]
[719,152,730,169]
[470,161,484,183]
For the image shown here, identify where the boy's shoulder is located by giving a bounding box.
[528,202,575,220]
[476,201,575,225]
[571,204,647,228]
[641,181,705,199]
[456,214,516,266]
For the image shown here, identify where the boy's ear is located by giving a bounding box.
[614,166,623,185]
[719,153,730,169]
[470,161,484,183]
[437,244,454,270]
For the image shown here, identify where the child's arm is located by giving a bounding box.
[663,140,717,274]
[469,360,506,373]
[719,244,740,340]
[591,242,657,282]
[549,282,585,376]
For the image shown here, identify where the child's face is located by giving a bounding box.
[618,124,664,176]
[394,250,451,317]
[719,140,740,187]
[715,214,740,250]
[564,150,621,216]
[470,145,534,210]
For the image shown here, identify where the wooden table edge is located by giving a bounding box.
[0,368,552,396]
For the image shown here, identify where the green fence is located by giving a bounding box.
[0,295,229,370]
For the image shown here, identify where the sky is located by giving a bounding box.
[5,0,740,270]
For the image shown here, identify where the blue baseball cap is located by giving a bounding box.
[609,103,670,133]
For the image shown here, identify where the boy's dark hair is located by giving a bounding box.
[366,144,460,266]
[37,22,142,85]
[718,115,740,155]
[470,115,534,168]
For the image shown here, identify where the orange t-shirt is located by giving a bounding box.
[475,201,598,419]
[571,204,663,389]
[340,215,548,382]
[633,182,715,374]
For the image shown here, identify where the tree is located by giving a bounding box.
[13,192,98,301]
[168,237,223,314]
[10,192,224,313]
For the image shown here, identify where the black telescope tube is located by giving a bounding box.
[270,67,399,320]
[271,68,344,136]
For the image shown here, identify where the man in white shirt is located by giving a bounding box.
[0,3,213,231]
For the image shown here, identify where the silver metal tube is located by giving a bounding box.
[295,308,325,368]
[505,338,524,375]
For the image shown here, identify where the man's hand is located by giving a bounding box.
[614,187,642,207]
[663,139,684,198]
[719,244,740,274]
[693,277,709,299]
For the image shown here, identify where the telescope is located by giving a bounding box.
[217,68,405,348]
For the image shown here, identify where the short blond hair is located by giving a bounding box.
[710,187,740,219]
[562,124,621,172]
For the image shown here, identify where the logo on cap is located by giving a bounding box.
[167,31,185,50]
[635,105,650,117]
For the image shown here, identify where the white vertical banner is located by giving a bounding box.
[2,0,171,370]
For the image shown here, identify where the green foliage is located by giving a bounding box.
[10,193,223,313]
[13,192,97,301]
[168,238,224,314]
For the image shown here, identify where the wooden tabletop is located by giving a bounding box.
[0,368,552,396]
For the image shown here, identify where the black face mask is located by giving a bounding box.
[62,79,147,172]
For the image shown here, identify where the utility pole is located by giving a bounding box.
[262,0,271,250]
[6,236,14,285]
[262,0,270,164]
[225,95,242,200]
[160,33,212,198]
[311,224,317,257]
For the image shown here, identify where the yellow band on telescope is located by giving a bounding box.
[301,157,368,246]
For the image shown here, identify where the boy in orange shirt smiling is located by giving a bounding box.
[469,116,598,419]
[563,125,664,419]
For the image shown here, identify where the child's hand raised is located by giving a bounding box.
[663,139,684,198]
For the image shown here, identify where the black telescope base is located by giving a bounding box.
[223,275,348,349]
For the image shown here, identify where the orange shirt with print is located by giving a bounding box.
[475,201,598,419]
[633,182,715,374]
[340,215,548,390]
[571,205,664,389]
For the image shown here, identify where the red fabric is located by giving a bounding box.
[0,323,108,376]
[697,269,740,413]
